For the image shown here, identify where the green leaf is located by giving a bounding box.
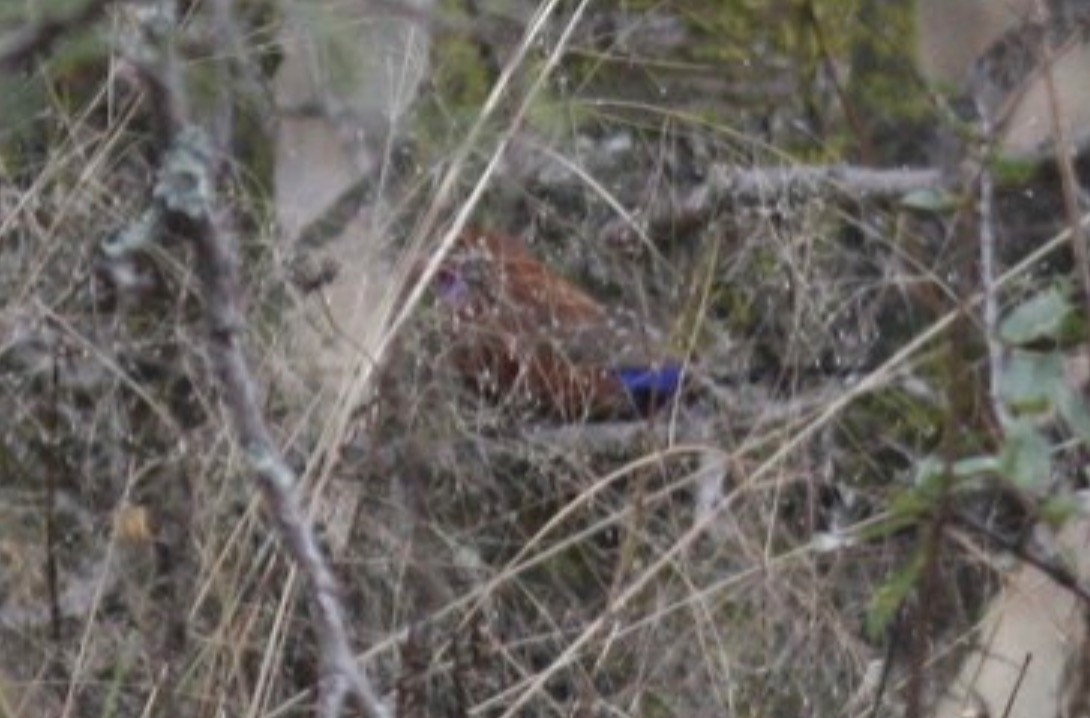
[1000,288,1074,345]
[911,455,946,488]
[998,418,1052,489]
[857,501,921,542]
[991,155,1040,185]
[1039,496,1083,528]
[1055,386,1090,444]
[999,351,1065,413]
[866,551,924,639]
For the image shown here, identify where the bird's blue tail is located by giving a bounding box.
[612,364,684,414]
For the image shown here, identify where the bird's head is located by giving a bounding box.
[433,264,475,306]
[412,230,524,309]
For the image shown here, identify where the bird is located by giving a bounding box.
[419,229,683,420]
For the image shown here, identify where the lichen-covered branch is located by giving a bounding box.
[157,128,389,718]
[106,4,391,718]
[601,163,942,244]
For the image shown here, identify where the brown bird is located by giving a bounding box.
[421,229,683,420]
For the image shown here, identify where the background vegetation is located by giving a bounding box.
[1,1,1088,717]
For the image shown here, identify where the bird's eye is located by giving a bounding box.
[436,267,456,288]
[435,267,470,305]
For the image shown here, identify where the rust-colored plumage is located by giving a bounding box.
[422,230,682,420]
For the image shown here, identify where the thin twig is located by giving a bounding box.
[999,653,1032,718]
[952,511,1090,607]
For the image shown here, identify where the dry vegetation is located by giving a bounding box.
[2,1,1090,718]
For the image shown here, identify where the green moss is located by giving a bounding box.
[0,18,111,176]
[433,36,494,109]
